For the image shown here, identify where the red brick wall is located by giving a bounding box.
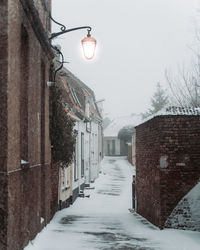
[51,162,60,217]
[136,116,200,228]
[0,0,8,172]
[0,1,8,249]
[0,175,8,249]
[0,0,55,249]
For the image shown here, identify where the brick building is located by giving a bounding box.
[0,0,54,249]
[135,107,200,229]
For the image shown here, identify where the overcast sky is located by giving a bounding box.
[52,0,200,118]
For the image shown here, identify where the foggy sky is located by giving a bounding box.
[52,0,200,118]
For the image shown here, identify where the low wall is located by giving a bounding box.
[136,115,200,228]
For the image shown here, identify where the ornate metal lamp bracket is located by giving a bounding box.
[49,13,94,82]
[49,13,92,40]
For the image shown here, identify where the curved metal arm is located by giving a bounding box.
[49,13,92,40]
[49,13,66,32]
[50,26,92,40]
[51,45,65,82]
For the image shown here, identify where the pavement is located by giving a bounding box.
[25,156,200,250]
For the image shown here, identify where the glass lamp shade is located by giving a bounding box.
[81,35,97,60]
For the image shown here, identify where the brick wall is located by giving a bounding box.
[0,1,8,249]
[0,0,55,249]
[51,162,59,217]
[0,0,8,173]
[136,116,200,228]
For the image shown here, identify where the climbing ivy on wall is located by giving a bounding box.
[50,84,75,167]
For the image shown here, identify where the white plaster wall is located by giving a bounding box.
[72,121,86,192]
[90,121,99,182]
[84,130,90,184]
[72,120,103,189]
[59,165,72,202]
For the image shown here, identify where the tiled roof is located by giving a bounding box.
[164,106,200,115]
[138,106,200,126]
[57,67,102,121]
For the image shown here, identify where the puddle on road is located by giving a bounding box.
[83,231,157,250]
[108,160,116,164]
[101,245,156,250]
[97,192,119,196]
[60,215,89,225]
[84,231,116,240]
[58,215,159,250]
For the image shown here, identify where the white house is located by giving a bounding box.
[103,114,141,156]
[57,68,103,206]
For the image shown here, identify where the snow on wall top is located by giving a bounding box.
[160,106,200,115]
[139,106,200,126]
[165,181,200,231]
[104,114,142,137]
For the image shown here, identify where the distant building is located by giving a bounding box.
[135,107,200,229]
[103,115,141,156]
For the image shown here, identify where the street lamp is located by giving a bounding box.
[50,15,97,60]
[49,14,97,82]
[81,30,97,60]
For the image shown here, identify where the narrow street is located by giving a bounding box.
[25,157,200,250]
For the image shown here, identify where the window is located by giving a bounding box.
[107,141,110,155]
[69,87,82,107]
[160,156,168,169]
[81,133,84,177]
[112,140,115,155]
[74,91,82,108]
[74,139,78,181]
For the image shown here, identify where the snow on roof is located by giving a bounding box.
[161,106,200,115]
[138,106,200,126]
[104,114,142,137]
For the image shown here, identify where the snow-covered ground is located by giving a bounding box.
[24,157,200,250]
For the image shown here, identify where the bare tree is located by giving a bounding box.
[165,13,200,107]
[165,56,200,107]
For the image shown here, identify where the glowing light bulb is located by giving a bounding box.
[81,34,97,60]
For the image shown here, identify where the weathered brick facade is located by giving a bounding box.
[51,162,60,217]
[0,0,55,249]
[135,115,200,229]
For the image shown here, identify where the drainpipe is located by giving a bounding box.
[89,124,91,183]
[77,122,80,193]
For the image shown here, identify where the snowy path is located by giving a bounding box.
[25,157,200,250]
